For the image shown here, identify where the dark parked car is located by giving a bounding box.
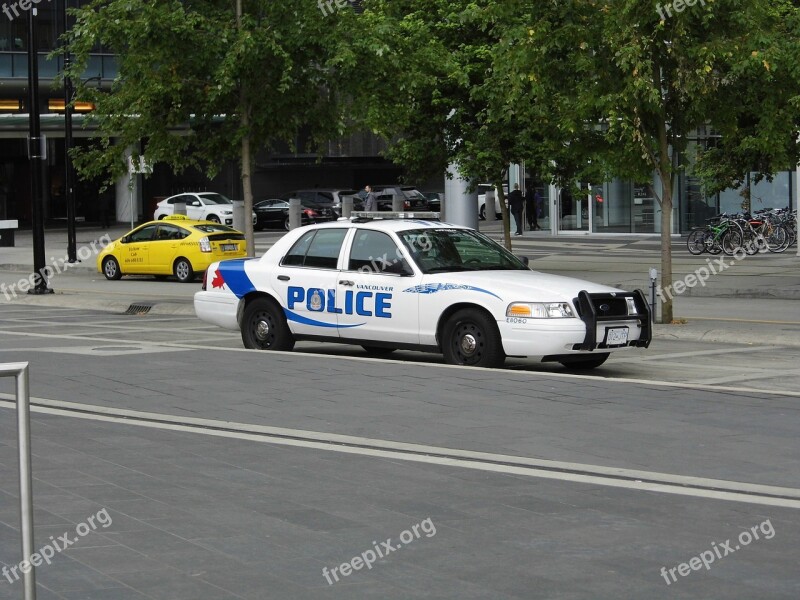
[254,198,334,231]
[371,185,430,211]
[422,192,443,212]
[282,189,364,217]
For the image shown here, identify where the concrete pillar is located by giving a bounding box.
[444,163,478,229]
[342,196,353,219]
[289,198,301,230]
[232,200,245,232]
[114,145,141,227]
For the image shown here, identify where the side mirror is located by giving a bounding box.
[517,255,529,267]
[121,236,129,244]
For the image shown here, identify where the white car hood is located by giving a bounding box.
[425,270,624,301]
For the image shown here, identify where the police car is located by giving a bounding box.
[194,213,651,369]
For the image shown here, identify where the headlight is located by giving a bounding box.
[199,236,211,252]
[506,302,574,318]
[221,210,233,215]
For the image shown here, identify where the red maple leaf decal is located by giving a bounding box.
[211,269,225,289]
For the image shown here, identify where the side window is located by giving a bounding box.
[128,225,157,242]
[348,230,409,274]
[156,224,188,240]
[282,230,316,266]
[282,229,347,269]
[317,192,334,203]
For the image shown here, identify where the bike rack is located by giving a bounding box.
[1,362,36,600]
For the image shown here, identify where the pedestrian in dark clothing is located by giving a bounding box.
[507,183,525,236]
[525,187,542,231]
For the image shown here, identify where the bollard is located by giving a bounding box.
[174,201,187,216]
[392,194,404,212]
[1,362,36,600]
[232,200,245,232]
[289,198,301,230]
[341,196,353,219]
[649,268,658,323]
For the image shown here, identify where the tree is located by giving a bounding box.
[66,0,345,254]
[491,0,800,323]
[334,0,532,249]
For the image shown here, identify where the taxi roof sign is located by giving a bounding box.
[164,214,191,221]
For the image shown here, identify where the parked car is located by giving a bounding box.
[154,192,255,226]
[254,198,329,231]
[98,215,246,283]
[478,184,507,220]
[371,185,430,211]
[422,192,443,212]
[282,189,364,217]
[194,215,651,368]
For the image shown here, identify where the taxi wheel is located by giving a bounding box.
[241,298,295,351]
[442,308,505,368]
[362,346,396,356]
[173,258,195,283]
[102,257,122,280]
[558,353,609,370]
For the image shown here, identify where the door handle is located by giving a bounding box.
[339,280,354,286]
[277,275,290,281]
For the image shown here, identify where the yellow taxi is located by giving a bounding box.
[97,215,247,283]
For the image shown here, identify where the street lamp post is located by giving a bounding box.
[62,0,77,263]
[27,7,51,295]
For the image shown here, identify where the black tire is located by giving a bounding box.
[559,353,610,370]
[158,215,166,220]
[721,230,742,256]
[173,257,195,283]
[241,298,295,351]
[686,229,706,255]
[283,216,291,231]
[102,256,122,280]
[442,308,505,368]
[254,224,264,232]
[207,214,221,224]
[362,346,396,356]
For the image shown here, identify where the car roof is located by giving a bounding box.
[140,218,227,228]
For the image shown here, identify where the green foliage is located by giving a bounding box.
[66,0,345,185]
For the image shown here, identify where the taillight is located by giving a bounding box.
[199,236,211,252]
[404,200,411,209]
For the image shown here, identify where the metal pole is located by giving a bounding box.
[62,0,77,263]
[27,8,50,295]
[0,362,36,600]
[649,268,658,324]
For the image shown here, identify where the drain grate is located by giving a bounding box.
[124,303,153,315]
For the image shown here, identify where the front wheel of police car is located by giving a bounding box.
[241,298,296,351]
[442,308,505,368]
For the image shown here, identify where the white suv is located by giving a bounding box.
[155,193,255,226]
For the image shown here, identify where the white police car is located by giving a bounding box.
[194,213,651,369]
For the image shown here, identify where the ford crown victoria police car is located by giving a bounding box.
[194,214,651,368]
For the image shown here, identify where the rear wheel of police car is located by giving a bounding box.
[241,298,295,351]
[442,308,505,368]
[558,353,609,370]
[102,257,122,280]
[173,258,194,283]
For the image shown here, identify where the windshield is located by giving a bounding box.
[199,193,232,205]
[399,228,529,273]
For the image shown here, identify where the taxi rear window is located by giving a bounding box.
[192,224,238,233]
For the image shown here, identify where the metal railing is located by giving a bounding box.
[1,362,36,600]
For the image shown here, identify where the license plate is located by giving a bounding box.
[605,327,629,346]
[221,244,237,252]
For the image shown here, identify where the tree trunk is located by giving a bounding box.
[236,0,254,256]
[656,120,673,324]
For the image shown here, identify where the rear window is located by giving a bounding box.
[282,229,347,269]
[192,224,238,233]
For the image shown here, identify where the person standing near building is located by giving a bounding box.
[525,185,542,231]
[508,183,524,236]
[363,185,377,212]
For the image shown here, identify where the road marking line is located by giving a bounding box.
[1,395,798,509]
[686,317,800,325]
[2,328,800,397]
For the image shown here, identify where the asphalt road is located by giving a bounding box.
[0,305,799,599]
